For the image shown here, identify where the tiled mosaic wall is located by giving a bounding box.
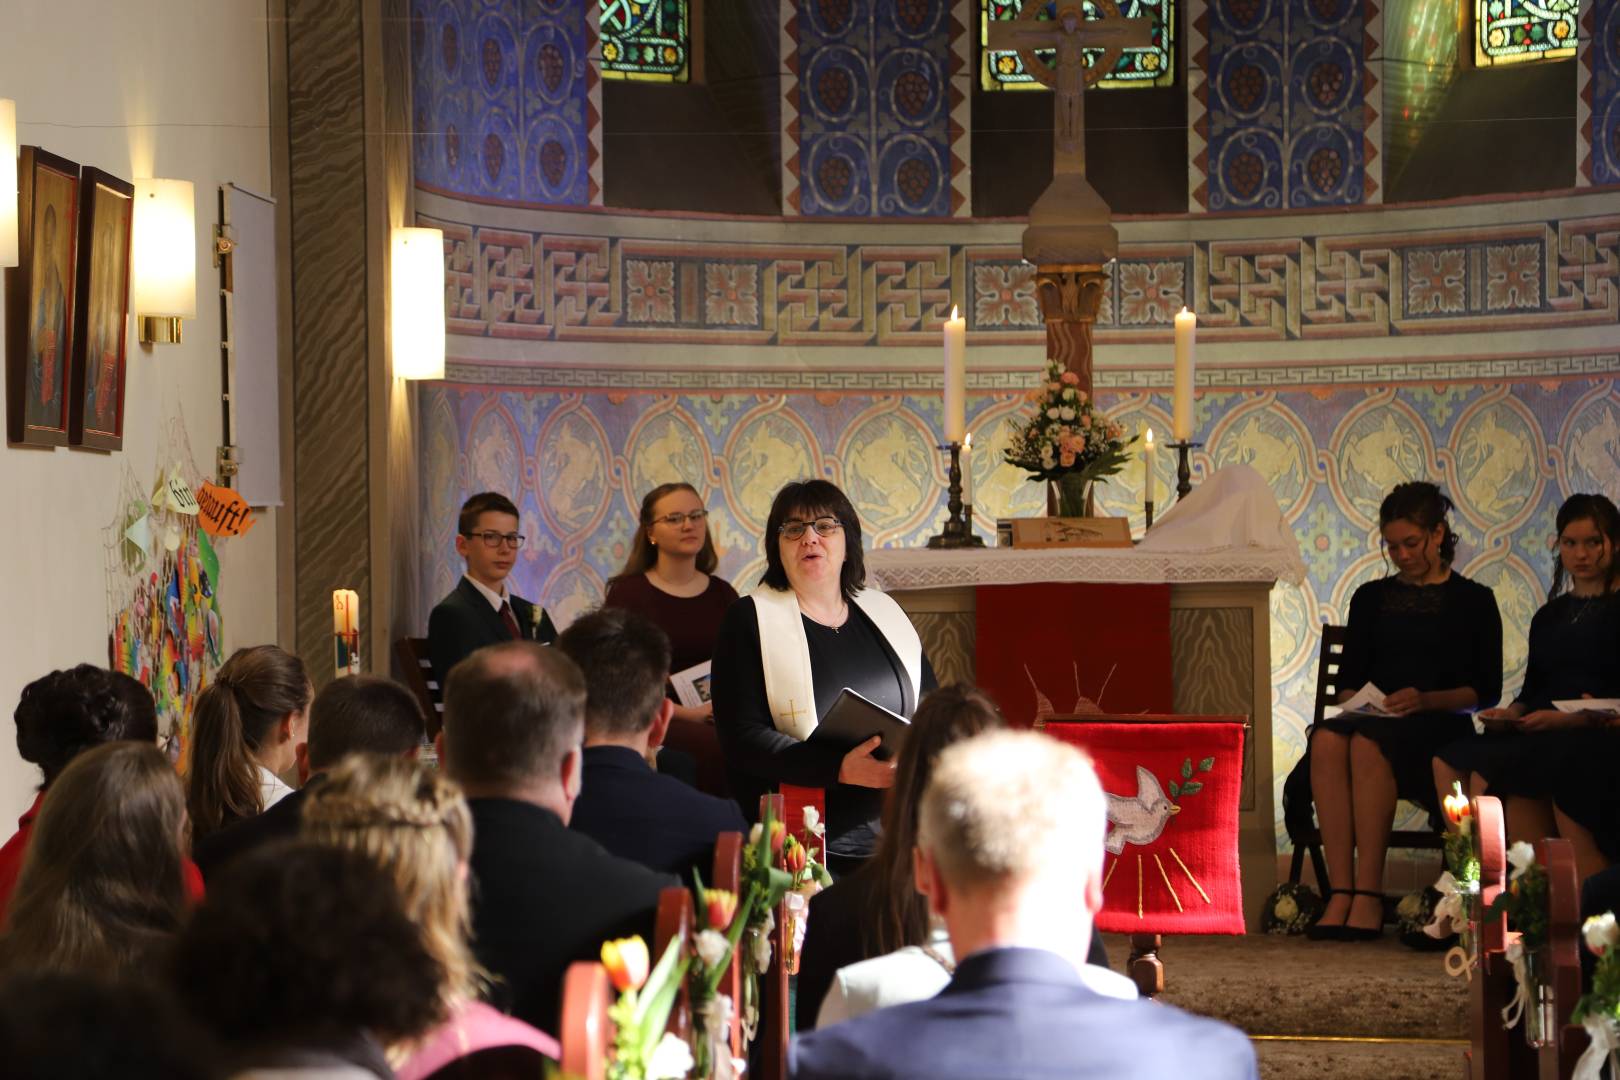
[410,0,600,205]
[1580,0,1620,186]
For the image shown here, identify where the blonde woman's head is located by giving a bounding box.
[300,754,482,1004]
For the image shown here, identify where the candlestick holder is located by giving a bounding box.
[928,441,985,549]
[1167,440,1202,501]
[1144,500,1155,531]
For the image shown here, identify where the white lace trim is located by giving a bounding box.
[865,546,1301,590]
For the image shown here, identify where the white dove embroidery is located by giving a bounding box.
[1104,765,1181,855]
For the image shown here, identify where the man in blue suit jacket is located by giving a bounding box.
[559,607,745,880]
[790,731,1258,1080]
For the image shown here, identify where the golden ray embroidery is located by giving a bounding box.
[1102,855,1119,892]
[1136,854,1144,919]
[1153,853,1183,913]
[1169,846,1211,904]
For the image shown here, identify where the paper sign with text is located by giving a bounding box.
[196,482,257,538]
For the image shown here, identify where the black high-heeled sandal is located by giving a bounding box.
[1340,889,1386,942]
[1305,889,1353,941]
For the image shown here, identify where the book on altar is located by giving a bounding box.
[671,661,713,709]
[1323,683,1395,719]
[1554,698,1620,716]
[811,688,911,760]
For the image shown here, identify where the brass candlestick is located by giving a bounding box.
[1167,440,1202,501]
[928,442,985,549]
[1145,499,1155,530]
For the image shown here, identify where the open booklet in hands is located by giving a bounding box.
[1553,698,1620,718]
[1323,683,1396,720]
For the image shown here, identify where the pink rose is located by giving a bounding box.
[1059,451,1076,468]
[1081,414,1093,428]
[1060,371,1080,386]
[1076,391,1089,404]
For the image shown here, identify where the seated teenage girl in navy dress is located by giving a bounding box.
[1434,494,1620,878]
[604,482,739,796]
[1307,482,1502,940]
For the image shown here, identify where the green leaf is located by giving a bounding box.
[1168,780,1180,797]
[1181,759,1193,780]
[1199,757,1215,773]
[1181,781,1204,796]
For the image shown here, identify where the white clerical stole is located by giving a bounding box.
[751,586,922,741]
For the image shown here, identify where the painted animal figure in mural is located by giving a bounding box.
[1344,414,1415,500]
[847,418,927,524]
[1105,765,1181,854]
[1225,415,1304,497]
[1570,408,1620,494]
[1459,411,1531,520]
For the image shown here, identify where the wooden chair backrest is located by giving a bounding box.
[712,831,745,1061]
[1466,795,1524,1080]
[1311,624,1349,726]
[394,637,444,738]
[758,793,790,1080]
[1537,837,1587,1080]
[654,886,695,1042]
[558,962,613,1080]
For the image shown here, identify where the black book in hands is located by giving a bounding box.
[809,688,911,760]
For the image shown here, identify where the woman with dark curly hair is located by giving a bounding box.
[171,840,446,1078]
[0,665,201,918]
[1307,481,1502,940]
[0,742,190,977]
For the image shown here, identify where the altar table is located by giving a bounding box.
[866,545,1293,923]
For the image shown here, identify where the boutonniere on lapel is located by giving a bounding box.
[529,604,544,640]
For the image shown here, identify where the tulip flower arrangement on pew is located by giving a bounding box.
[1427,784,1483,970]
[1572,912,1620,1079]
[600,935,695,1080]
[781,806,834,976]
[1486,841,1554,1047]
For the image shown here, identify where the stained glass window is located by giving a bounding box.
[982,0,1174,91]
[1474,0,1577,66]
[600,0,690,82]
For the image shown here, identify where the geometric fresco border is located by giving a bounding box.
[442,351,1620,390]
[426,209,1620,345]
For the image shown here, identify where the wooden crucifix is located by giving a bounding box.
[985,2,1153,178]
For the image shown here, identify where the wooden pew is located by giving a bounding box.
[558,962,613,1080]
[758,793,791,1080]
[1537,837,1587,1080]
[1466,795,1539,1080]
[654,886,695,1042]
[712,831,746,1062]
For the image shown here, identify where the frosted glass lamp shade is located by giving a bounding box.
[0,100,17,268]
[391,227,445,380]
[132,179,196,342]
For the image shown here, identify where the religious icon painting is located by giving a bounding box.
[6,146,81,447]
[68,168,134,451]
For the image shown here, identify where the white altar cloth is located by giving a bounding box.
[865,545,1300,591]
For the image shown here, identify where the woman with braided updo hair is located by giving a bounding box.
[301,754,558,1077]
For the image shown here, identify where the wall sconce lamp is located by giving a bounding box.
[391,227,445,380]
[132,178,196,345]
[1,99,18,269]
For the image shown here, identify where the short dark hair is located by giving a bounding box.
[441,643,586,787]
[0,972,220,1080]
[761,479,866,602]
[458,492,520,537]
[305,675,426,771]
[170,841,445,1051]
[557,608,672,739]
[1379,481,1458,566]
[14,665,159,789]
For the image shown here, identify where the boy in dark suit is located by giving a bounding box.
[439,641,675,1035]
[428,492,557,687]
[559,607,746,880]
[790,731,1258,1080]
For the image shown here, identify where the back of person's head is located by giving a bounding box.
[441,642,586,789]
[867,684,1004,954]
[186,645,311,840]
[0,741,187,977]
[1552,493,1620,598]
[556,607,671,739]
[171,840,445,1055]
[1379,481,1458,567]
[919,730,1105,897]
[0,971,221,1080]
[458,491,520,536]
[14,665,158,789]
[305,675,426,772]
[300,754,482,1006]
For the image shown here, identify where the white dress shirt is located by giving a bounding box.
[463,573,511,613]
[257,763,295,810]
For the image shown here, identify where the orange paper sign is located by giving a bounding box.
[196,482,257,538]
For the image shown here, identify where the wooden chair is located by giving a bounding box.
[711,831,746,1062]
[394,637,444,738]
[1536,837,1588,1080]
[1287,623,1444,895]
[558,962,613,1080]
[757,793,791,1080]
[1465,795,1539,1080]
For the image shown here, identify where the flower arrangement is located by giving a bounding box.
[1425,784,1481,966]
[1002,358,1136,516]
[781,807,834,975]
[1487,841,1553,1043]
[600,935,693,1080]
[1572,913,1620,1079]
[1259,882,1323,935]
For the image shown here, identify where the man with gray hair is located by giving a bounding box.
[790,730,1257,1080]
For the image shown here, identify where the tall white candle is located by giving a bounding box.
[962,431,974,507]
[943,305,966,443]
[1173,307,1197,441]
[1144,426,1156,507]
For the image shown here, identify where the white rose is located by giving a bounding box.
[1046,407,1061,419]
[803,805,824,838]
[1507,841,1536,880]
[1585,913,1620,956]
[1059,407,1076,421]
[1396,892,1424,921]
[1274,895,1299,921]
[751,928,773,974]
[695,928,729,969]
[749,823,762,846]
[648,1032,695,1080]
[1063,387,1076,401]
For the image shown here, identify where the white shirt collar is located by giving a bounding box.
[257,764,295,810]
[463,573,510,613]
